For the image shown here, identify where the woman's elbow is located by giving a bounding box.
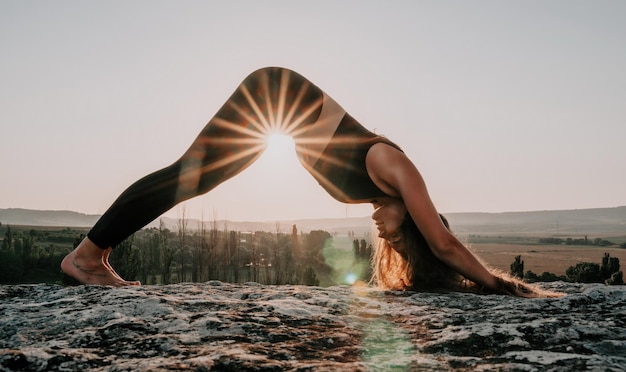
[429,234,461,260]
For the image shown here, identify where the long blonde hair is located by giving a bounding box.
[371,213,562,298]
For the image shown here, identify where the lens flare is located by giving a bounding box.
[345,272,358,285]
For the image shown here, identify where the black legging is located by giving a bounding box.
[88,66,399,249]
[88,67,325,248]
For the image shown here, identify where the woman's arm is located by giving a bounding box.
[366,143,499,290]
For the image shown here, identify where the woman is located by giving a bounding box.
[61,67,559,297]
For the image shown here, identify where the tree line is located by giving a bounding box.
[0,220,338,286]
[353,238,374,283]
[510,252,623,285]
[5,218,622,287]
[0,224,72,284]
[538,236,625,247]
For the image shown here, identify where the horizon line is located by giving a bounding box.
[1,205,625,223]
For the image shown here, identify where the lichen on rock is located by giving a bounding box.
[0,282,624,371]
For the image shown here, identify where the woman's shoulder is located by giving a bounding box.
[367,142,409,164]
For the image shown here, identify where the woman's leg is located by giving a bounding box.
[62,67,324,285]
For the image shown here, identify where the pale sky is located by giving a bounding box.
[1,0,625,223]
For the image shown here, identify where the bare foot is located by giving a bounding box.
[60,237,141,287]
[102,248,122,280]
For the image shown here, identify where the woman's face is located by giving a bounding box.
[372,198,407,253]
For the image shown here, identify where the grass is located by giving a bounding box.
[460,234,626,275]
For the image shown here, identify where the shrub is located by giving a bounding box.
[510,255,524,279]
[538,271,565,282]
[565,262,603,283]
[524,270,538,282]
[606,271,623,285]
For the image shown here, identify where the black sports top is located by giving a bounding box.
[297,113,402,203]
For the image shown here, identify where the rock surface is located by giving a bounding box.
[0,282,624,371]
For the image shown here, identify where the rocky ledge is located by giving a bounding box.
[0,282,624,371]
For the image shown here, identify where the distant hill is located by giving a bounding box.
[0,208,372,235]
[444,206,626,236]
[1,206,625,236]
[0,208,101,228]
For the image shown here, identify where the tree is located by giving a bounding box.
[20,233,35,270]
[510,255,524,279]
[601,253,622,285]
[601,253,620,280]
[301,266,319,286]
[524,270,538,282]
[539,271,564,282]
[207,215,219,281]
[606,271,623,285]
[230,230,240,283]
[140,229,162,285]
[565,262,602,283]
[305,230,331,265]
[249,231,258,283]
[272,223,282,285]
[190,229,202,283]
[2,226,13,253]
[360,239,368,259]
[291,224,300,260]
[219,222,229,282]
[0,250,23,284]
[197,218,208,282]
[160,221,175,285]
[177,207,188,283]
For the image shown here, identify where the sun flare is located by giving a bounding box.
[263,130,295,159]
[180,68,351,202]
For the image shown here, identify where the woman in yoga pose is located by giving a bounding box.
[61,67,558,297]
